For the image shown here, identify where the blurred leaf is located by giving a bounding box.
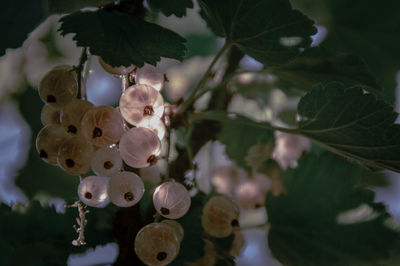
[14,88,79,199]
[0,0,48,56]
[147,0,193,17]
[267,152,400,266]
[185,34,219,58]
[291,0,400,104]
[270,47,383,96]
[297,82,400,173]
[0,201,115,266]
[59,10,187,67]
[198,0,316,66]
[48,0,114,14]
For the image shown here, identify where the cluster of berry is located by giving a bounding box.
[35,58,241,265]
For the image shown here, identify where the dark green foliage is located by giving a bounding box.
[267,152,400,266]
[147,0,194,17]
[14,88,78,200]
[59,10,187,67]
[0,201,116,266]
[198,0,317,66]
[0,0,48,56]
[48,0,114,14]
[297,82,400,172]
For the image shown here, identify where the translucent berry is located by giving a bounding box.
[39,65,78,108]
[108,171,145,207]
[230,232,245,257]
[235,181,266,210]
[119,127,161,168]
[135,64,165,91]
[135,222,180,266]
[40,105,61,126]
[91,147,122,177]
[201,195,240,238]
[60,98,94,135]
[57,136,94,174]
[78,175,109,207]
[81,105,125,147]
[119,84,164,126]
[98,57,135,75]
[137,116,166,140]
[36,124,71,164]
[161,220,184,242]
[153,181,191,219]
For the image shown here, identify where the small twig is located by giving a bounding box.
[164,124,172,181]
[177,41,231,116]
[121,73,130,93]
[65,200,90,246]
[74,47,88,100]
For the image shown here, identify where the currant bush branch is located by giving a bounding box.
[176,41,231,116]
[65,200,90,246]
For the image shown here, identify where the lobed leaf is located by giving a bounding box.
[59,10,187,67]
[198,0,317,66]
[147,0,194,17]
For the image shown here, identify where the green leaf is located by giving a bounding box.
[267,152,400,266]
[59,10,187,67]
[0,201,115,265]
[192,111,274,170]
[0,0,48,56]
[198,0,317,66]
[297,82,400,173]
[147,0,194,17]
[291,0,400,104]
[270,47,382,95]
[14,88,79,199]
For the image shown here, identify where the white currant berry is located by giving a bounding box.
[39,65,78,108]
[78,175,109,207]
[60,98,94,135]
[81,105,125,147]
[57,136,94,174]
[108,171,145,207]
[137,116,166,140]
[40,105,61,126]
[230,232,245,257]
[161,220,184,242]
[135,64,165,91]
[36,124,71,164]
[201,195,240,238]
[119,127,161,168]
[119,84,164,126]
[98,57,135,75]
[153,181,191,219]
[135,222,180,266]
[234,181,266,210]
[91,147,123,177]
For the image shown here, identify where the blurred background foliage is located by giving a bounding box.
[1,0,400,265]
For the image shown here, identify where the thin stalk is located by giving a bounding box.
[164,124,172,181]
[121,74,129,93]
[76,47,88,100]
[177,41,231,116]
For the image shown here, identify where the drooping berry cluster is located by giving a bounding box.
[36,58,241,265]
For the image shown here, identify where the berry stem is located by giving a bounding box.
[164,124,172,181]
[121,73,129,93]
[176,41,231,116]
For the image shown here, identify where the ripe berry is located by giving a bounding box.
[57,136,94,174]
[119,127,161,168]
[153,181,191,219]
[119,84,164,126]
[36,124,71,164]
[40,105,61,126]
[39,65,78,108]
[98,57,135,75]
[161,220,184,242]
[78,175,109,207]
[201,195,240,238]
[91,147,122,177]
[108,171,145,207]
[60,98,94,135]
[135,64,165,91]
[81,105,125,147]
[135,222,180,266]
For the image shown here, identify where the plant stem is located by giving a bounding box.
[121,74,129,93]
[164,124,172,181]
[177,41,231,116]
[76,47,88,100]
